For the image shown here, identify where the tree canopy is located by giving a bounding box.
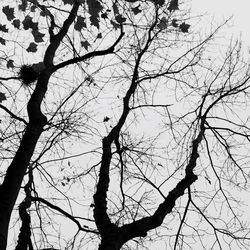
[0,0,250,249]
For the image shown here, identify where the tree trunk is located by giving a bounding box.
[98,232,124,250]
[0,121,45,249]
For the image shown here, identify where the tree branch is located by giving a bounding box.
[0,76,19,81]
[0,3,81,248]
[119,115,206,242]
[0,104,28,125]
[93,9,159,246]
[53,26,125,72]
[31,196,98,234]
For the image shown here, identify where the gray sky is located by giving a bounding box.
[191,0,250,42]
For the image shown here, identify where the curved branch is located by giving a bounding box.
[44,2,80,66]
[31,196,98,234]
[53,26,125,72]
[0,76,19,81]
[15,169,33,250]
[173,187,191,250]
[119,115,206,242]
[0,3,81,249]
[0,104,28,125]
[93,9,159,248]
[115,137,125,209]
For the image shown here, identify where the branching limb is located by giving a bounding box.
[31,196,98,234]
[15,168,33,250]
[53,26,125,72]
[43,2,80,66]
[0,3,81,249]
[118,111,206,242]
[93,8,161,248]
[173,187,191,250]
[115,137,125,209]
[0,104,28,125]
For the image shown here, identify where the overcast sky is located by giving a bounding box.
[191,0,250,42]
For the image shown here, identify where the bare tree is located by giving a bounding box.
[0,0,250,249]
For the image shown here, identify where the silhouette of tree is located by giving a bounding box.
[0,0,250,249]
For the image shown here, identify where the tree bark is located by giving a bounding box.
[0,3,80,248]
[98,227,124,250]
[0,118,46,249]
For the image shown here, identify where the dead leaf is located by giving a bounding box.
[0,24,8,33]
[131,5,142,15]
[81,40,90,50]
[115,15,126,24]
[0,92,7,103]
[101,12,108,19]
[179,22,190,33]
[103,116,110,122]
[112,3,119,16]
[2,6,15,21]
[26,42,37,53]
[22,15,38,30]
[12,19,20,29]
[0,38,6,45]
[167,0,179,12]
[74,16,86,31]
[157,17,168,29]
[87,0,103,28]
[90,16,99,29]
[32,29,45,43]
[7,60,14,69]
[172,19,178,28]
[18,0,28,11]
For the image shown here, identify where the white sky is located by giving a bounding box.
[191,0,250,42]
[2,1,250,248]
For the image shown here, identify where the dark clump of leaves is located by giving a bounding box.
[18,65,38,86]
[179,22,190,33]
[167,0,178,12]
[103,116,110,122]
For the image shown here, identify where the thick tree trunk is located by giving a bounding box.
[0,213,10,250]
[0,3,80,249]
[0,120,45,249]
[98,229,124,250]
[99,242,122,250]
[99,241,122,250]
